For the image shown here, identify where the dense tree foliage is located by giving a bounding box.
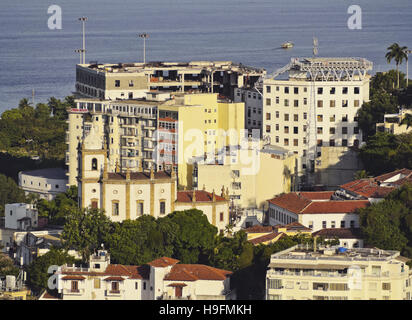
[0,253,19,277]
[0,173,26,216]
[36,186,78,225]
[359,132,412,176]
[25,248,76,295]
[359,184,412,256]
[0,97,73,161]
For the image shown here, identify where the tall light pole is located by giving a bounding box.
[78,17,88,64]
[75,49,85,64]
[139,33,149,64]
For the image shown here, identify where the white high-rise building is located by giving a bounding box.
[262,57,372,184]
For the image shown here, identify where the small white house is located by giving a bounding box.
[5,203,38,231]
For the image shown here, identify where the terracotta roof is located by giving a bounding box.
[374,168,412,182]
[301,200,369,214]
[107,171,172,181]
[167,283,187,287]
[41,291,60,300]
[104,276,125,281]
[164,264,232,281]
[312,228,362,239]
[62,264,150,280]
[282,221,312,231]
[249,232,284,245]
[176,190,227,203]
[244,225,275,233]
[62,275,86,280]
[298,191,334,200]
[148,257,180,268]
[340,179,394,198]
[159,117,177,122]
[268,193,311,214]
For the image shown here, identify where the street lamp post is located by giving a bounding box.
[75,49,85,64]
[78,17,88,64]
[139,33,149,64]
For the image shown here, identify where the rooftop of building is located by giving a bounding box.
[19,167,67,180]
[176,190,227,203]
[270,245,402,264]
[164,264,232,282]
[339,168,412,199]
[268,192,369,214]
[78,60,265,74]
[106,170,173,181]
[312,228,362,239]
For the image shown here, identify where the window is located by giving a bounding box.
[276,111,279,118]
[284,114,289,121]
[308,221,313,229]
[340,221,345,228]
[294,114,299,121]
[343,87,348,94]
[322,221,327,228]
[382,283,391,290]
[266,86,271,93]
[354,127,359,134]
[111,281,120,293]
[342,139,348,146]
[91,200,98,209]
[135,282,138,290]
[354,100,360,107]
[294,100,299,107]
[330,87,336,94]
[266,98,271,106]
[329,283,348,291]
[115,80,120,87]
[284,87,289,94]
[94,279,101,289]
[330,115,336,122]
[331,221,336,228]
[143,282,146,290]
[350,220,355,228]
[294,87,299,94]
[342,100,348,108]
[342,127,348,134]
[354,87,360,94]
[160,200,166,215]
[129,80,134,87]
[317,115,323,122]
[284,126,289,134]
[317,100,323,108]
[266,125,271,133]
[293,139,298,146]
[276,97,279,104]
[276,124,279,131]
[303,112,307,120]
[92,158,98,170]
[330,100,336,108]
[112,201,119,216]
[71,281,79,292]
[317,127,323,134]
[329,139,335,147]
[267,279,282,289]
[220,212,224,222]
[294,127,298,134]
[284,138,289,146]
[303,98,307,105]
[317,139,323,147]
[284,99,289,107]
[137,201,144,216]
[266,113,271,120]
[318,88,323,94]
[275,136,279,143]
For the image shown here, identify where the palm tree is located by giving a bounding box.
[385,43,408,89]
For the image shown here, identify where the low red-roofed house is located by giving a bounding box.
[267,192,370,232]
[51,249,234,300]
[312,228,364,248]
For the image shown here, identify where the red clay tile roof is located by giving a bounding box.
[298,191,334,200]
[301,200,369,214]
[42,291,60,300]
[164,264,232,281]
[159,117,177,122]
[340,179,394,198]
[104,276,125,281]
[268,193,311,214]
[282,221,312,231]
[62,264,150,280]
[148,257,180,268]
[176,190,227,203]
[312,228,362,239]
[244,225,275,233]
[167,283,187,287]
[62,275,86,280]
[374,168,412,182]
[249,232,284,245]
[107,171,172,181]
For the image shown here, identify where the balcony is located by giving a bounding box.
[105,289,124,297]
[63,288,85,295]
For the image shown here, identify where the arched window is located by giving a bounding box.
[92,158,98,171]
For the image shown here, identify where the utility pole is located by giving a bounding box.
[78,17,88,64]
[139,33,149,64]
[75,49,85,64]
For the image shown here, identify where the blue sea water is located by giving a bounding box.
[0,0,411,112]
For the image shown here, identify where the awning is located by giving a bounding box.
[104,276,125,281]
[62,275,86,280]
[167,283,187,287]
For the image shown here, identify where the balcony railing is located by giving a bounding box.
[63,288,85,295]
[105,289,124,296]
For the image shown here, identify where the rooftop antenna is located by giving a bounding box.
[139,33,149,64]
[313,37,318,57]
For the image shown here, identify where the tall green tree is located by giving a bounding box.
[0,173,26,216]
[386,43,408,89]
